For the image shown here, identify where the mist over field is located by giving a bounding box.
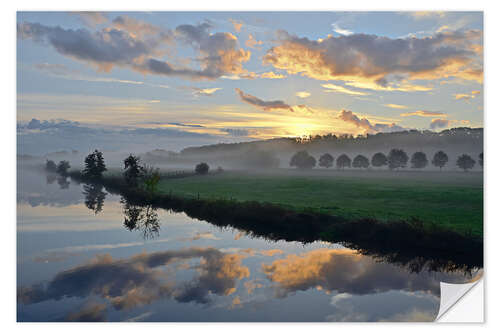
[18,124,483,173]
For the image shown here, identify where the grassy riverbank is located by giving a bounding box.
[156,169,483,237]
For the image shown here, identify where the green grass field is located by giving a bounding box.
[156,169,483,236]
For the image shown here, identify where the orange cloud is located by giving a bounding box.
[455,90,481,101]
[430,118,452,129]
[229,19,243,33]
[338,110,405,134]
[245,34,263,49]
[262,248,468,298]
[384,104,409,109]
[400,110,446,117]
[260,71,286,79]
[263,30,483,86]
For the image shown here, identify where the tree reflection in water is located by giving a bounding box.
[121,197,160,239]
[82,184,107,214]
[57,176,70,189]
[46,173,57,185]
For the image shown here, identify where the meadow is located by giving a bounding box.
[156,169,483,236]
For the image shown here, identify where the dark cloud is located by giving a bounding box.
[338,110,405,134]
[137,22,251,79]
[18,22,162,72]
[18,20,249,80]
[264,29,482,85]
[235,88,294,112]
[18,247,249,309]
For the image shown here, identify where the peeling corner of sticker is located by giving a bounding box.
[435,272,483,322]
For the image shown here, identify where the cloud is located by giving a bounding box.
[400,110,446,117]
[18,21,250,80]
[18,22,164,72]
[379,308,436,322]
[263,29,483,86]
[192,87,222,96]
[69,12,108,27]
[111,15,164,38]
[168,22,251,79]
[338,110,405,134]
[259,72,286,79]
[344,80,433,92]
[184,232,220,241]
[23,118,80,130]
[229,296,242,309]
[322,83,369,96]
[384,104,409,109]
[245,34,263,49]
[261,248,467,298]
[167,122,205,128]
[18,247,250,309]
[296,91,311,98]
[229,19,243,32]
[259,249,284,257]
[455,90,481,101]
[235,88,294,112]
[33,63,147,86]
[331,23,353,36]
[244,280,264,294]
[65,302,107,322]
[407,11,447,20]
[17,117,219,155]
[430,118,452,129]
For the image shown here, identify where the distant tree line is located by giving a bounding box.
[45,159,71,176]
[289,150,483,172]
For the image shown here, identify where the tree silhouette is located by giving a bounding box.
[388,149,409,170]
[410,152,428,169]
[432,151,448,170]
[195,162,210,174]
[123,154,143,187]
[318,153,334,168]
[336,154,351,169]
[479,152,483,168]
[122,198,160,239]
[83,184,107,214]
[289,151,316,169]
[457,154,475,172]
[371,152,387,168]
[56,160,71,176]
[45,160,57,173]
[352,155,370,169]
[83,150,107,179]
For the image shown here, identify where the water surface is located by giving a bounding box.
[17,167,480,322]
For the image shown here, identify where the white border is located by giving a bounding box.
[3,0,498,331]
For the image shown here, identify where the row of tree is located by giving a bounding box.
[290,150,483,171]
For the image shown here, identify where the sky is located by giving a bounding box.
[17,11,483,154]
